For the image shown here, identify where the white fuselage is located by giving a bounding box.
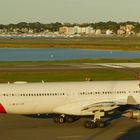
[0,80,140,116]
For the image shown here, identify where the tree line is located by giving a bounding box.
[0,21,140,33]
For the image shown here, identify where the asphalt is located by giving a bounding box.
[1,114,140,140]
[0,63,140,71]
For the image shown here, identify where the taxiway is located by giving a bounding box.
[0,114,140,140]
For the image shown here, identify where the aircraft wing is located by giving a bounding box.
[81,101,119,112]
[53,100,126,116]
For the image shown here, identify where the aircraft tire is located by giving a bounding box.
[95,120,105,128]
[53,117,59,123]
[84,121,96,129]
[65,116,74,123]
[58,117,65,124]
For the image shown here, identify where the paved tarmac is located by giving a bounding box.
[1,114,140,140]
[0,63,140,71]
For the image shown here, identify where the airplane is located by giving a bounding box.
[0,80,140,129]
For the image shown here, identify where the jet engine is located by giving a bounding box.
[122,110,140,120]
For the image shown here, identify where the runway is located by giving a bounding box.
[0,63,140,71]
[1,114,140,140]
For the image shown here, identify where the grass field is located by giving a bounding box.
[0,37,140,50]
[0,68,140,83]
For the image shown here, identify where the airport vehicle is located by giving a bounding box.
[0,80,140,129]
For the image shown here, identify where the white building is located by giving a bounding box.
[74,26,81,34]
[85,27,95,34]
[95,29,102,35]
[59,26,95,35]
[117,29,125,35]
[106,29,113,35]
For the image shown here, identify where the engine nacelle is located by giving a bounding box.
[122,110,140,120]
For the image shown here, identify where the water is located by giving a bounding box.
[0,48,140,61]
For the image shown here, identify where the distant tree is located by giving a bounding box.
[7,24,16,31]
[91,22,106,30]
[106,21,119,33]
[16,22,29,29]
[46,22,62,32]
[28,22,45,32]
[0,24,5,29]
[133,23,140,33]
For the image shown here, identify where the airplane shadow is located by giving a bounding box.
[24,108,123,125]
[24,114,80,122]
[116,125,140,140]
[24,114,59,119]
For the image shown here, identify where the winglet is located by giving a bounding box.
[127,96,138,105]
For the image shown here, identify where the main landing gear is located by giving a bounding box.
[84,120,105,129]
[84,111,105,129]
[54,115,75,124]
[53,111,106,129]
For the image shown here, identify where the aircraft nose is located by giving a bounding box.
[0,103,6,113]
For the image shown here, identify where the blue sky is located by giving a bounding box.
[0,0,140,24]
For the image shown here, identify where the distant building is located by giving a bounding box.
[0,28,7,33]
[59,26,68,34]
[28,29,34,34]
[95,29,102,35]
[73,26,81,34]
[119,24,135,35]
[85,26,95,34]
[106,29,113,35]
[21,28,28,33]
[67,27,75,35]
[117,29,125,35]
[59,26,95,35]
